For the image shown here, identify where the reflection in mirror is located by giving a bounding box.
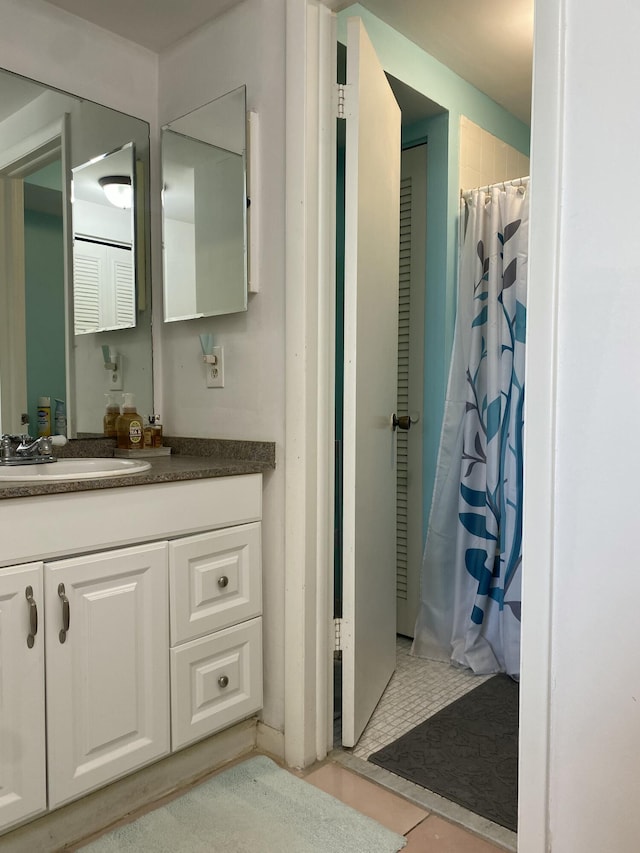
[72,143,136,334]
[0,68,152,438]
[162,85,247,321]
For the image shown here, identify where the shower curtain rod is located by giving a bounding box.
[461,176,530,199]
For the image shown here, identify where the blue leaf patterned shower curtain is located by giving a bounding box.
[412,182,529,679]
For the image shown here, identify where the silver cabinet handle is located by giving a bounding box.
[217,576,229,589]
[218,675,229,689]
[58,583,70,643]
[25,585,38,649]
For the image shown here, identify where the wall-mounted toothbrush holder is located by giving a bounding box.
[103,355,119,371]
[102,346,123,391]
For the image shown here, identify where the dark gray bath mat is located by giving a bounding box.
[369,674,518,832]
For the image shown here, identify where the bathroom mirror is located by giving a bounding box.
[162,85,247,321]
[0,67,152,437]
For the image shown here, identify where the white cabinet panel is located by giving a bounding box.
[45,543,169,808]
[0,563,46,831]
[171,617,262,750]
[169,523,261,644]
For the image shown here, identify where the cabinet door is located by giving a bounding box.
[45,543,169,808]
[0,563,46,831]
[169,522,261,645]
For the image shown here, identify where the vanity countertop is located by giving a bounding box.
[0,437,276,500]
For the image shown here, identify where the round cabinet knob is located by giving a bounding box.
[391,413,412,432]
[217,576,229,589]
[218,675,230,689]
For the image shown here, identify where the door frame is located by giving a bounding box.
[283,3,561,851]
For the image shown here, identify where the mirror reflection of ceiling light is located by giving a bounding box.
[98,175,132,209]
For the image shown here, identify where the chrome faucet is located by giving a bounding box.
[0,433,66,465]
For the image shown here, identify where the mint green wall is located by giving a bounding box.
[338,5,530,538]
[24,209,66,431]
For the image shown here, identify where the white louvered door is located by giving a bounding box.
[73,241,134,333]
[396,145,426,638]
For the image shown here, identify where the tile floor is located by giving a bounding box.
[303,760,509,852]
[351,637,491,760]
[333,636,516,851]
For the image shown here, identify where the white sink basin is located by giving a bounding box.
[0,458,151,482]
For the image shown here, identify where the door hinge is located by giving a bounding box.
[335,84,351,120]
[334,617,342,652]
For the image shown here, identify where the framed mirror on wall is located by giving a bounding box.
[162,85,248,321]
[0,68,152,438]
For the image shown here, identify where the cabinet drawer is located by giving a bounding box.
[169,523,261,644]
[170,617,262,750]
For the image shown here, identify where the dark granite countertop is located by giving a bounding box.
[0,437,276,500]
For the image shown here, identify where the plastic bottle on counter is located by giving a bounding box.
[54,399,67,436]
[103,393,120,438]
[115,393,143,451]
[37,396,51,437]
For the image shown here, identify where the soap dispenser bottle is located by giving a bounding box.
[116,393,143,450]
[103,393,120,438]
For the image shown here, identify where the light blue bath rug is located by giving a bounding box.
[79,755,406,853]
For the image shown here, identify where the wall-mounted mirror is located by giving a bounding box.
[162,85,247,321]
[0,68,152,438]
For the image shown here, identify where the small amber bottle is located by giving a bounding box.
[152,414,163,448]
[143,416,154,448]
[116,393,143,450]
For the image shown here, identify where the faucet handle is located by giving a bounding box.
[1,434,14,459]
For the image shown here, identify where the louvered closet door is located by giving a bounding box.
[111,248,135,327]
[73,244,101,333]
[396,145,426,639]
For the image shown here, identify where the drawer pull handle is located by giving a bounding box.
[217,576,229,589]
[218,675,230,689]
[25,585,38,649]
[58,583,70,644]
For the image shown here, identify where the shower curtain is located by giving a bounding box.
[412,181,529,679]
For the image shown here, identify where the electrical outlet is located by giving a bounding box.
[206,346,224,388]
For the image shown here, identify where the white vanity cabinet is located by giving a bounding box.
[45,543,169,808]
[0,563,47,830]
[0,473,264,836]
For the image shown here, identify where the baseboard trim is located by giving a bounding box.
[256,721,285,760]
[2,718,258,852]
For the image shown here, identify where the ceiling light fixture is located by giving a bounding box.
[99,175,132,209]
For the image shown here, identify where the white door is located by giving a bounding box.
[0,563,46,831]
[45,542,169,808]
[342,16,401,747]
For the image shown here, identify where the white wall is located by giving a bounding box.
[158,0,286,732]
[0,0,157,120]
[521,0,640,849]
